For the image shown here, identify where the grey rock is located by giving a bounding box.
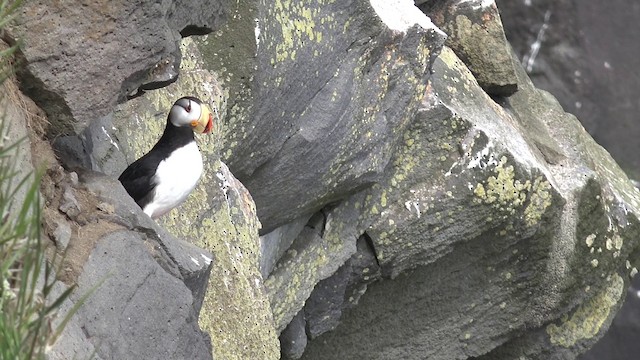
[304,259,351,339]
[46,282,103,360]
[266,226,339,333]
[265,192,371,333]
[580,274,640,360]
[280,311,308,360]
[79,172,214,307]
[81,113,128,174]
[46,171,214,359]
[429,0,518,95]
[260,215,312,279]
[59,186,81,218]
[1,80,35,214]
[343,235,381,308]
[303,234,382,340]
[68,231,211,360]
[301,47,640,360]
[7,0,231,136]
[51,220,72,250]
[52,135,92,170]
[197,0,447,232]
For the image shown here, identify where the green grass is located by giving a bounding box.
[0,1,80,359]
[0,107,79,360]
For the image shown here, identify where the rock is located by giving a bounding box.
[76,34,279,359]
[79,172,214,305]
[428,0,518,95]
[37,165,215,358]
[7,0,231,136]
[303,259,351,339]
[265,195,367,333]
[51,220,72,250]
[279,311,308,360]
[186,161,280,360]
[260,215,312,279]
[49,231,213,360]
[196,0,447,232]
[304,235,381,339]
[580,273,640,359]
[59,186,81,218]
[300,47,640,360]
[1,77,35,213]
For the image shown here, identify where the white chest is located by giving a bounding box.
[144,141,204,218]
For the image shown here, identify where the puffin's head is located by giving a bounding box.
[168,96,214,134]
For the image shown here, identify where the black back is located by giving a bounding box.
[118,121,196,210]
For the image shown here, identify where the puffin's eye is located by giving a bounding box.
[186,100,192,112]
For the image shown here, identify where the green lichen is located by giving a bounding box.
[161,162,279,360]
[546,274,624,347]
[473,156,552,226]
[265,208,354,332]
[271,0,332,63]
[523,177,552,227]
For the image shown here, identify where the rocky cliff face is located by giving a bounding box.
[4,0,640,359]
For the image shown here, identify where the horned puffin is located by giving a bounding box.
[119,96,214,219]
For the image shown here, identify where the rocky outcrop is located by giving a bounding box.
[5,0,640,359]
[196,0,447,233]
[299,43,640,359]
[428,0,518,95]
[4,83,214,358]
[7,0,230,136]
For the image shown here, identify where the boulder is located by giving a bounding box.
[7,0,230,136]
[303,235,381,339]
[300,47,640,360]
[428,0,518,95]
[259,215,313,279]
[279,311,307,360]
[36,156,214,360]
[195,0,447,232]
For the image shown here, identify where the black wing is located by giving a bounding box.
[118,152,163,209]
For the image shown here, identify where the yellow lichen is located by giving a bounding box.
[473,156,552,226]
[546,274,624,347]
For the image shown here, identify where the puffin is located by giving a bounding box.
[119,96,214,219]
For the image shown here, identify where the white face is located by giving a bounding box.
[168,98,203,128]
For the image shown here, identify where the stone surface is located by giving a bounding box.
[7,0,230,136]
[266,220,352,333]
[279,311,307,360]
[197,0,447,232]
[1,76,36,212]
[38,166,214,359]
[580,273,640,360]
[86,36,279,358]
[50,231,212,360]
[303,235,381,339]
[300,47,640,360]
[259,215,312,279]
[8,0,640,359]
[187,161,280,360]
[428,0,518,95]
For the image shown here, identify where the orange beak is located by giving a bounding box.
[192,104,214,134]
